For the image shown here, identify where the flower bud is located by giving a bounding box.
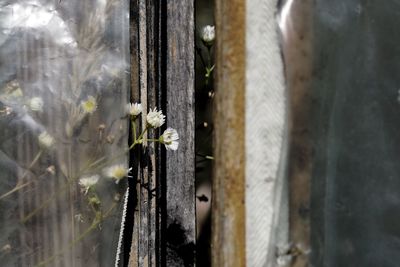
[201,25,215,46]
[38,131,55,149]
[127,103,142,117]
[29,97,44,112]
[146,108,165,128]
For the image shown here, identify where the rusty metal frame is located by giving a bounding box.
[212,0,247,266]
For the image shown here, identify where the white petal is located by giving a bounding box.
[166,141,179,151]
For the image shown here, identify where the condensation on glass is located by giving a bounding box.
[0,0,130,266]
[280,1,400,267]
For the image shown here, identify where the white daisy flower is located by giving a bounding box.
[5,107,12,115]
[29,97,44,112]
[146,108,165,128]
[80,96,97,114]
[2,80,23,100]
[201,25,215,44]
[38,131,55,149]
[159,128,179,151]
[104,164,131,184]
[127,102,142,116]
[79,175,100,194]
[0,106,13,115]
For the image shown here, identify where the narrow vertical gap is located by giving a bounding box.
[153,0,164,264]
[138,0,149,264]
[158,0,168,265]
[125,0,141,266]
[145,1,156,265]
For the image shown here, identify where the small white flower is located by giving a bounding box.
[1,244,11,253]
[80,96,97,114]
[4,107,12,115]
[74,213,84,223]
[146,108,165,128]
[127,103,142,116]
[38,131,55,149]
[29,97,44,112]
[201,25,215,44]
[79,175,100,194]
[104,164,131,184]
[3,80,23,100]
[46,165,56,175]
[0,106,13,116]
[159,128,179,151]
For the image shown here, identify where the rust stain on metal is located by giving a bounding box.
[212,0,246,266]
[281,0,314,266]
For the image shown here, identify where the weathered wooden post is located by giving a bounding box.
[165,1,196,266]
[128,0,195,266]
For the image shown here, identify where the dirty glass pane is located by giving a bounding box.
[0,0,130,266]
[310,1,400,266]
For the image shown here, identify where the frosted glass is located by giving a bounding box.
[310,1,400,266]
[0,0,130,266]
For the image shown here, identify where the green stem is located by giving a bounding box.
[132,117,137,142]
[129,127,148,149]
[0,181,33,200]
[21,126,147,223]
[207,46,211,67]
[34,202,118,267]
[136,127,148,142]
[22,183,69,223]
[204,46,215,86]
[87,156,107,169]
[195,46,207,68]
[196,153,214,161]
[67,143,75,265]
[0,150,43,200]
[29,150,44,169]
[21,139,138,223]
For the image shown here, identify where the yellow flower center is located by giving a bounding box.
[112,167,127,179]
[81,96,97,113]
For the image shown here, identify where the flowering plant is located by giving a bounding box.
[0,1,178,266]
[0,93,178,265]
[199,25,216,85]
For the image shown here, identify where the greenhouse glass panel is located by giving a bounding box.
[0,0,130,266]
[310,1,400,266]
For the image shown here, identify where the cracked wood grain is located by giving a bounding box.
[129,0,195,266]
[165,0,196,266]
